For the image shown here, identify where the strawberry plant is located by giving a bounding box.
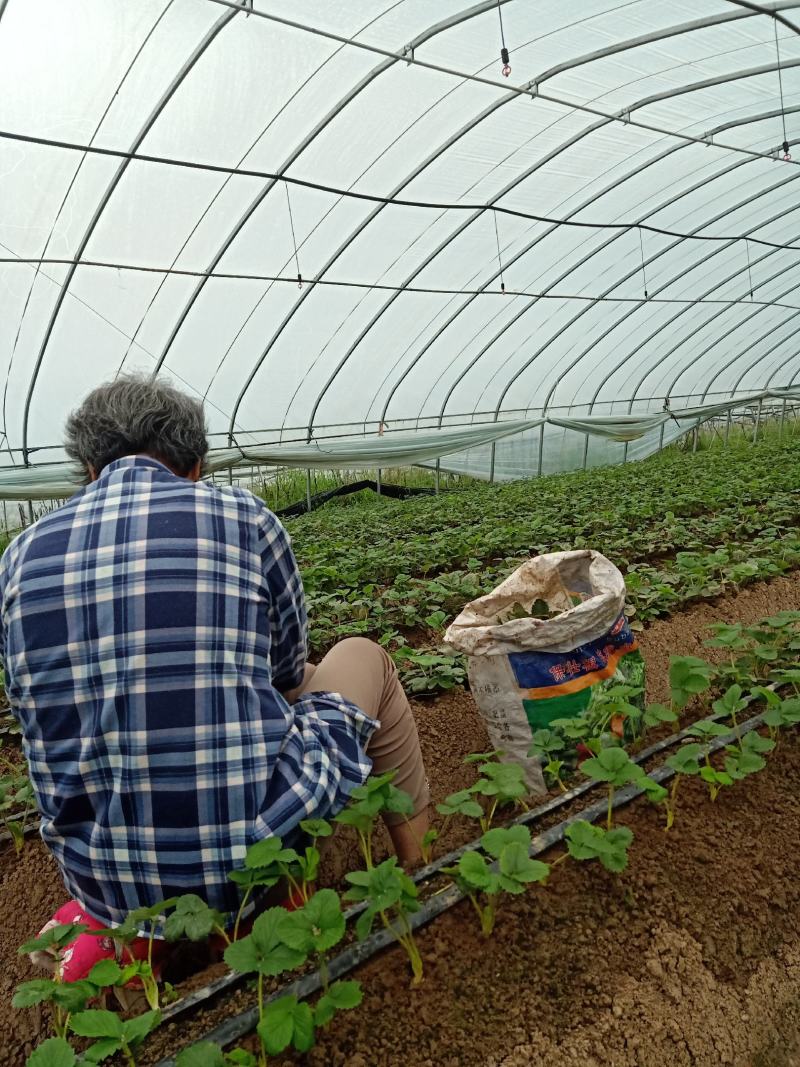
[443,826,549,936]
[334,771,412,868]
[343,856,423,985]
[176,1044,257,1067]
[87,901,178,1011]
[663,743,703,829]
[69,1007,161,1066]
[564,820,633,873]
[669,655,713,710]
[579,747,642,829]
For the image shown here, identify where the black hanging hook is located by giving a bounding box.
[497,1,511,77]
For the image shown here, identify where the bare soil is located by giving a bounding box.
[3,572,800,1065]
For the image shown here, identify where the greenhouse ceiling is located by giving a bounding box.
[2,0,800,464]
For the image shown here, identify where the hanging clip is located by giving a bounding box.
[402,43,414,66]
[783,139,792,161]
[296,273,303,289]
[501,47,511,77]
[500,280,506,294]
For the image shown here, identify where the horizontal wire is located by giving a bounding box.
[204,0,800,169]
[3,127,799,253]
[2,255,799,310]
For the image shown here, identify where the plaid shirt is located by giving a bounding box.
[0,457,375,930]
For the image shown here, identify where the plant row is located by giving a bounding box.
[15,611,800,1067]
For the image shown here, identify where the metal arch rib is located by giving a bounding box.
[724,0,800,35]
[300,55,800,438]
[151,1,508,388]
[696,266,800,400]
[322,114,610,434]
[531,4,800,89]
[550,181,800,417]
[657,235,800,401]
[765,326,800,384]
[580,180,800,413]
[646,249,800,404]
[481,139,794,423]
[229,85,532,444]
[420,107,800,427]
[728,307,800,393]
[18,1,247,461]
[733,317,800,392]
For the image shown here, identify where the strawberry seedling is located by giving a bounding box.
[669,655,713,710]
[564,820,633,873]
[443,826,549,936]
[69,1008,161,1066]
[343,857,423,985]
[579,747,642,829]
[663,743,703,829]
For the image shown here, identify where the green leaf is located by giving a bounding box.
[69,1009,123,1040]
[164,894,224,942]
[122,1009,161,1046]
[81,1038,124,1064]
[498,842,550,884]
[258,996,315,1056]
[224,1051,258,1067]
[457,850,493,890]
[51,980,98,1013]
[87,959,124,987]
[244,837,296,870]
[299,818,333,839]
[224,907,307,977]
[480,825,531,859]
[280,889,345,954]
[315,980,363,1026]
[665,743,703,775]
[176,1043,225,1067]
[19,922,89,956]
[580,747,638,786]
[354,905,378,941]
[13,979,57,1008]
[25,1038,77,1067]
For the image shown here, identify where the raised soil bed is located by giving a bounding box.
[3,573,800,1065]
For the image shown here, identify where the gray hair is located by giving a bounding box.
[65,374,209,481]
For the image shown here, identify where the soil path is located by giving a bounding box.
[3,573,800,1065]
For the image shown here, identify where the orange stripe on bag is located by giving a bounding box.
[523,642,638,700]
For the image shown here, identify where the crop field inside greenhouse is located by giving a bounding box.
[4,3,800,1067]
[2,437,800,1067]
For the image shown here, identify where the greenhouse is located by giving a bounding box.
[2,2,800,1066]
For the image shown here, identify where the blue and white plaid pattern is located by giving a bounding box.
[0,457,375,930]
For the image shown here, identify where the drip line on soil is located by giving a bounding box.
[148,706,723,1025]
[148,693,774,1028]
[153,710,768,1066]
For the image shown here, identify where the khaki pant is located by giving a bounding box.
[297,637,429,824]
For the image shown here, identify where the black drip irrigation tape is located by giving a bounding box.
[153,710,768,1066]
[276,480,436,518]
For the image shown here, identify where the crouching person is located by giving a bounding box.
[0,374,429,982]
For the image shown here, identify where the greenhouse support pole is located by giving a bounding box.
[489,442,496,484]
[753,398,763,443]
[692,426,698,453]
[27,500,34,524]
[725,408,732,444]
[622,440,629,464]
[435,460,440,495]
[780,397,787,438]
[305,470,312,513]
[376,469,382,496]
[582,432,590,470]
[536,421,545,478]
[657,422,666,453]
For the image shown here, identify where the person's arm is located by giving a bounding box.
[256,506,308,696]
